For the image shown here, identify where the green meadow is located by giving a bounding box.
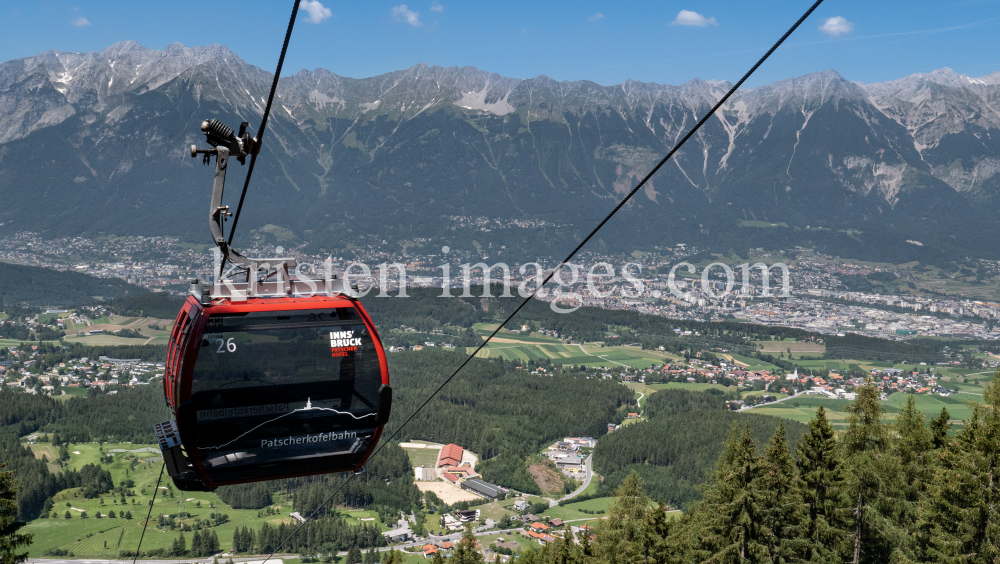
[21,441,387,557]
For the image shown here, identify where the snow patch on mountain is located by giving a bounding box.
[454,83,515,116]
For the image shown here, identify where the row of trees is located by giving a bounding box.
[230,517,388,557]
[216,482,272,509]
[523,373,1000,563]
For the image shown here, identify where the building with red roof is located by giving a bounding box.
[437,443,464,467]
[524,530,555,544]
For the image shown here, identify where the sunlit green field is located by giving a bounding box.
[22,441,386,557]
[748,392,980,429]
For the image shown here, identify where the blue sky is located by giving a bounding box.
[2,1,998,87]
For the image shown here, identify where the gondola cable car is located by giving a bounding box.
[155,118,392,491]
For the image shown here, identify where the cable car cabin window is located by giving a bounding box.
[188,308,380,482]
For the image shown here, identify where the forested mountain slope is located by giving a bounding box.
[0,262,146,308]
[592,389,808,509]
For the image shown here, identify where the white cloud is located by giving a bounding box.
[391,4,421,26]
[430,3,444,12]
[819,16,854,37]
[70,16,90,27]
[671,9,717,27]
[588,12,604,22]
[300,0,332,24]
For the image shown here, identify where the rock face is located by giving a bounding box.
[1,41,999,260]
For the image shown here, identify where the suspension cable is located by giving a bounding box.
[131,462,165,564]
[261,0,826,557]
[222,0,301,273]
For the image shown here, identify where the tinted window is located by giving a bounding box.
[187,308,382,476]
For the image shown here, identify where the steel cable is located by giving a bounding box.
[223,0,301,273]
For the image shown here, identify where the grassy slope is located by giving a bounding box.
[22,442,385,557]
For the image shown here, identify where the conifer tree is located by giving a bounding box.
[758,422,807,562]
[894,394,932,540]
[697,424,770,562]
[842,379,905,564]
[929,407,951,449]
[192,530,203,557]
[348,545,362,564]
[209,529,220,554]
[578,521,595,561]
[917,371,1000,562]
[594,471,651,564]
[642,501,672,564]
[661,508,705,563]
[172,530,187,557]
[0,462,31,564]
[547,531,579,564]
[796,405,848,562]
[452,523,484,564]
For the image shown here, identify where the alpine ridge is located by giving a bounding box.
[1,41,999,261]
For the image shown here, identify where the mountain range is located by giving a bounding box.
[1,41,999,262]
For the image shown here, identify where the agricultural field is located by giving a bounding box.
[623,381,657,398]
[399,441,443,468]
[61,335,153,346]
[338,509,383,528]
[539,497,615,523]
[54,386,90,400]
[473,499,517,523]
[62,315,174,346]
[725,354,782,371]
[477,532,544,559]
[470,324,680,369]
[748,391,980,429]
[475,342,678,370]
[21,440,384,557]
[36,313,64,324]
[755,339,826,355]
[0,339,59,346]
[473,324,561,342]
